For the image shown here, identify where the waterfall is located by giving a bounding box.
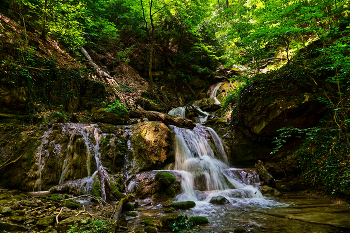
[36,129,52,191]
[169,106,262,202]
[208,82,223,105]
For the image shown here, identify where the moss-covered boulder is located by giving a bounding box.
[142,217,156,227]
[189,216,209,225]
[255,160,276,187]
[144,226,157,233]
[36,216,55,229]
[130,122,175,174]
[168,201,196,210]
[131,171,181,199]
[160,214,178,230]
[92,108,129,125]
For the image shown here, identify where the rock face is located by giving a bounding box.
[0,123,130,192]
[130,122,175,174]
[231,79,328,165]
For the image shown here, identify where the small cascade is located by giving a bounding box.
[35,123,131,201]
[36,129,52,191]
[208,82,223,105]
[169,106,263,203]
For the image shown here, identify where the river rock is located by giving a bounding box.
[36,216,55,229]
[209,196,229,205]
[255,160,276,187]
[57,216,92,233]
[130,122,175,173]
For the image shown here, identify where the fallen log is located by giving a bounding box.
[129,110,196,129]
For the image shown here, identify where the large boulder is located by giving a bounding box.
[130,171,181,199]
[129,122,175,174]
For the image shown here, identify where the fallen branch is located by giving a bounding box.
[56,207,65,224]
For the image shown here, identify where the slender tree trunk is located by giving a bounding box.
[41,0,48,39]
[226,0,229,8]
[148,0,155,92]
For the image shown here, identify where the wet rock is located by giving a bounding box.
[196,98,221,112]
[131,171,181,199]
[126,211,137,217]
[130,122,175,174]
[259,185,281,197]
[164,207,175,213]
[63,199,80,209]
[194,173,208,191]
[255,160,276,187]
[36,216,55,229]
[210,196,229,205]
[92,108,129,125]
[0,221,27,232]
[167,201,196,209]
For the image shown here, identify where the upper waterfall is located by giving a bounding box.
[168,106,263,202]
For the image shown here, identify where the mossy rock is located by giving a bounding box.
[36,216,55,229]
[92,177,101,198]
[160,214,178,230]
[126,211,137,217]
[155,172,176,186]
[142,217,156,227]
[168,201,196,209]
[110,179,125,200]
[63,200,80,209]
[189,216,209,225]
[144,226,157,233]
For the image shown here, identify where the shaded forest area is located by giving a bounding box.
[0,0,350,197]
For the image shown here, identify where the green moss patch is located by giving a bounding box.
[168,201,196,209]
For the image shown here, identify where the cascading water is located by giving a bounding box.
[208,82,223,105]
[168,106,265,204]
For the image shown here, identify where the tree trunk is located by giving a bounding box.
[41,0,48,39]
[226,0,229,8]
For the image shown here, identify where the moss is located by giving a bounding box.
[144,226,157,233]
[160,214,178,230]
[155,172,176,186]
[142,217,156,227]
[189,216,209,225]
[168,201,196,209]
[126,211,137,217]
[63,200,80,209]
[234,227,247,233]
[92,177,101,198]
[110,177,125,200]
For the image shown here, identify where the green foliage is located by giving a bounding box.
[172,215,201,233]
[67,220,115,233]
[104,100,129,115]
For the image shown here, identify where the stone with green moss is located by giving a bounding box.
[63,200,80,209]
[110,178,125,200]
[142,217,156,227]
[168,201,196,209]
[92,177,101,198]
[189,216,209,225]
[164,207,175,213]
[155,172,176,186]
[160,214,178,230]
[36,216,54,229]
[144,226,157,233]
[126,211,137,217]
